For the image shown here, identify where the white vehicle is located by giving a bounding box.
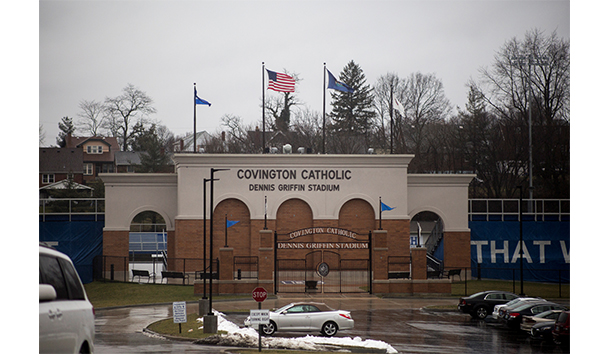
[39,244,95,353]
[245,302,354,337]
[492,297,544,320]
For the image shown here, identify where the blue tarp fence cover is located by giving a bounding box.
[469,220,570,283]
[39,221,104,284]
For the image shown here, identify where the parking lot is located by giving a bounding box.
[94,295,569,353]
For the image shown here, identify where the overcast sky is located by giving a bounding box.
[38,0,569,145]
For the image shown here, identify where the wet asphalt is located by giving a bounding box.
[94,294,570,353]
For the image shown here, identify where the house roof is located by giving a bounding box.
[39,148,84,173]
[115,151,143,166]
[66,135,120,150]
[39,179,93,191]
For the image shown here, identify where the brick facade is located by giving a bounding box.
[101,154,473,295]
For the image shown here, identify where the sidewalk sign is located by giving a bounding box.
[173,301,187,333]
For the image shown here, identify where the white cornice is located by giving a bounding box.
[172,153,414,169]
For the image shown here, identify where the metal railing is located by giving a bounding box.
[469,199,569,222]
[40,198,105,222]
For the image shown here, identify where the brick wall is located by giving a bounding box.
[443,231,471,269]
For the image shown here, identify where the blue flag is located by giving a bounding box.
[381,202,395,212]
[226,220,240,228]
[195,88,211,106]
[327,69,354,93]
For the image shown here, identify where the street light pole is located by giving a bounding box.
[208,168,229,316]
[517,185,524,296]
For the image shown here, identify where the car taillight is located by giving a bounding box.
[509,313,520,319]
[459,299,465,305]
[340,313,352,320]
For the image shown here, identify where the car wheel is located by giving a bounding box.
[474,305,489,319]
[321,321,338,337]
[261,321,276,336]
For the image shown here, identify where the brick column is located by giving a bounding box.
[372,230,389,293]
[219,248,234,280]
[258,230,275,281]
[411,247,427,280]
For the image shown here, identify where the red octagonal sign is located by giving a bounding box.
[252,287,267,302]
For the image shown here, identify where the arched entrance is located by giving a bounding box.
[411,211,444,272]
[274,227,371,294]
[129,210,168,282]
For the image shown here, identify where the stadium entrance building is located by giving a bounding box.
[101,154,474,295]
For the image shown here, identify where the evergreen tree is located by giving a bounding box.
[56,116,75,147]
[329,61,376,135]
[131,123,170,172]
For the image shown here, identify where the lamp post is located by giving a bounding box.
[208,168,229,315]
[516,185,524,296]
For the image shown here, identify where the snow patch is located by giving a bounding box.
[195,310,397,353]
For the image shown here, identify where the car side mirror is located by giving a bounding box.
[39,284,57,302]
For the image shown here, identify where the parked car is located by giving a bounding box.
[529,321,556,344]
[520,309,563,332]
[39,244,95,353]
[492,297,544,320]
[552,310,570,345]
[244,302,354,337]
[458,290,519,319]
[501,301,567,329]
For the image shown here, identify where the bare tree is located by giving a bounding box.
[76,99,107,136]
[393,72,451,170]
[474,29,570,197]
[374,73,406,152]
[104,83,156,151]
[291,107,323,153]
[39,124,46,146]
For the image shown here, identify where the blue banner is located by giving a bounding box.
[469,221,569,283]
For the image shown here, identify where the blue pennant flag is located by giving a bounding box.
[226,220,240,228]
[327,69,354,93]
[195,88,211,106]
[381,201,395,212]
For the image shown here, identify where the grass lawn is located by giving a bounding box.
[84,279,568,309]
[84,281,250,308]
[147,313,227,340]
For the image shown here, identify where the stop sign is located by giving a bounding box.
[252,287,267,302]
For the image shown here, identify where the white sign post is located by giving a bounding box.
[173,301,187,333]
[249,309,270,325]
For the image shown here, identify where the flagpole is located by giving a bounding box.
[193,83,197,153]
[262,62,266,154]
[224,214,228,248]
[322,63,326,154]
[379,197,382,230]
[390,90,394,154]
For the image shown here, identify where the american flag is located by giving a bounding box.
[267,69,295,92]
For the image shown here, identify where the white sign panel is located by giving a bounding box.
[173,301,187,324]
[249,309,270,325]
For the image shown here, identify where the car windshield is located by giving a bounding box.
[505,298,524,306]
[470,291,487,298]
[513,303,540,312]
[274,304,295,313]
[534,310,559,319]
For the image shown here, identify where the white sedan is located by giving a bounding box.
[245,302,354,337]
